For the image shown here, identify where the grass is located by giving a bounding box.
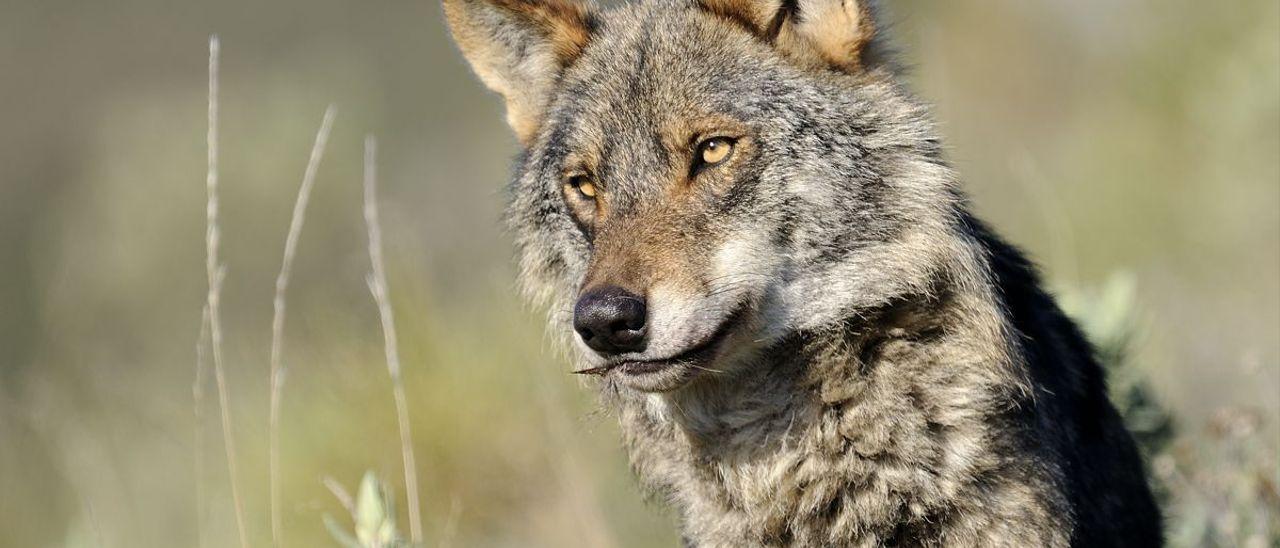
[199,37,426,548]
[202,34,250,548]
[1061,273,1280,546]
[268,104,337,547]
[193,305,211,548]
[362,134,425,545]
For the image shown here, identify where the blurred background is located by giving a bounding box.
[0,0,1276,546]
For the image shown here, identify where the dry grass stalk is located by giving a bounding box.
[205,35,250,548]
[269,104,338,547]
[194,305,211,548]
[322,476,357,517]
[362,135,424,544]
[80,494,105,548]
[438,497,463,548]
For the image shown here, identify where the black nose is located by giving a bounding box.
[574,286,647,355]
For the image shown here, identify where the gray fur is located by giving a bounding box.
[443,0,1163,545]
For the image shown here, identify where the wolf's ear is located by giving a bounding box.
[700,0,877,72]
[443,0,596,143]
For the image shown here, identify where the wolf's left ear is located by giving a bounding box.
[443,0,596,144]
[701,0,878,72]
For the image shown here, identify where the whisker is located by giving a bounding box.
[702,272,777,286]
[684,363,726,375]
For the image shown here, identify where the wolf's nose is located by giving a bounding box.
[574,286,647,355]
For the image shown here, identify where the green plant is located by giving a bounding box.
[1060,271,1279,546]
[323,472,409,548]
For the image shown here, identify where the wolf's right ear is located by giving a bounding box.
[442,0,596,144]
[700,0,879,73]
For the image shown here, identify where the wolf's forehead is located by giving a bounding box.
[545,4,769,156]
[576,21,699,105]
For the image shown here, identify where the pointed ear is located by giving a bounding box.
[789,0,876,71]
[699,0,878,73]
[443,0,596,143]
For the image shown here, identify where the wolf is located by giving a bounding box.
[442,0,1163,545]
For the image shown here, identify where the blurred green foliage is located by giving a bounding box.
[0,0,1275,546]
[1062,273,1278,545]
[323,472,406,548]
[1059,272,1176,457]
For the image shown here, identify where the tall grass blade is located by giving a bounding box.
[362,135,424,544]
[205,34,250,548]
[269,104,337,547]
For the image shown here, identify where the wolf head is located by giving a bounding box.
[445,0,966,392]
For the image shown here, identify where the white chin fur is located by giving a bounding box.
[630,283,729,360]
[640,233,779,360]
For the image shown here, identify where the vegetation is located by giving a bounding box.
[1062,273,1279,546]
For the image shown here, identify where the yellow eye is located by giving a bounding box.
[698,137,735,166]
[566,175,597,199]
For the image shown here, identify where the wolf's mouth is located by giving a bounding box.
[575,303,748,378]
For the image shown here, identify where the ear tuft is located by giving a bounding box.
[490,0,595,59]
[698,0,787,39]
[792,0,875,71]
[443,0,596,144]
[697,0,878,73]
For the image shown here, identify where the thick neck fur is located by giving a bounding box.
[605,228,1074,547]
